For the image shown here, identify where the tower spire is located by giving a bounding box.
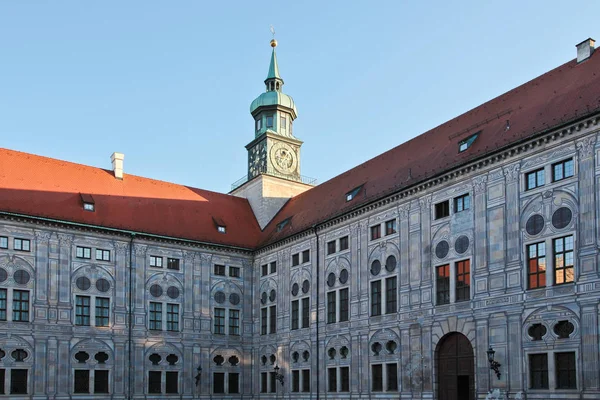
[265,27,283,92]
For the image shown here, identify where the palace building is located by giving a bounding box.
[0,37,599,400]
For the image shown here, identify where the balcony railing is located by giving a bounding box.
[231,167,317,191]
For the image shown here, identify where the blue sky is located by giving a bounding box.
[0,1,597,193]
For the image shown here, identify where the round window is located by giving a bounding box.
[150,284,163,298]
[261,292,267,304]
[229,293,240,305]
[455,235,470,254]
[96,278,110,292]
[0,268,8,283]
[14,270,30,285]
[167,286,180,299]
[370,260,381,276]
[214,291,226,304]
[269,289,276,302]
[339,269,349,284]
[526,214,545,236]
[291,283,299,296]
[327,273,336,287]
[552,207,572,229]
[435,241,449,259]
[385,255,397,272]
[302,279,310,293]
[76,276,91,291]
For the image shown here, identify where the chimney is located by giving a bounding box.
[576,38,595,63]
[111,152,124,179]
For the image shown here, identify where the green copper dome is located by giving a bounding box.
[250,91,297,117]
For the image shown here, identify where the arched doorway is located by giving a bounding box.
[436,332,475,400]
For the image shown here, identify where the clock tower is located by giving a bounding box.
[231,38,314,229]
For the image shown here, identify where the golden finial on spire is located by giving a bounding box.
[270,25,277,48]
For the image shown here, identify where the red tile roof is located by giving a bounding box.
[260,53,600,246]
[1,52,599,251]
[0,149,262,249]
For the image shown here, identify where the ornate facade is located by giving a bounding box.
[0,38,599,399]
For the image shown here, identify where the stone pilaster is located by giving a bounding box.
[473,176,488,272]
[581,302,599,390]
[476,319,489,393]
[503,163,521,264]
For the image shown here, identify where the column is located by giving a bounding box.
[32,335,47,396]
[183,250,195,331]
[476,319,489,394]
[114,241,129,327]
[581,302,599,390]
[473,176,488,272]
[503,164,521,264]
[57,339,70,395]
[576,137,598,278]
[33,231,50,323]
[57,234,73,323]
[132,244,147,330]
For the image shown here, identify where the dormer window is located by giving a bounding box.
[346,185,363,202]
[80,193,95,212]
[277,217,291,232]
[212,216,226,234]
[266,116,274,128]
[458,132,480,153]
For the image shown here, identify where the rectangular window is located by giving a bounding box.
[261,264,268,276]
[340,367,349,392]
[167,257,180,270]
[435,201,450,219]
[214,308,225,334]
[13,238,30,252]
[555,352,576,389]
[526,168,545,190]
[302,249,310,263]
[372,364,383,391]
[454,193,470,212]
[302,297,310,328]
[166,371,178,394]
[269,305,277,333]
[269,372,276,393]
[270,261,277,274]
[148,371,161,393]
[292,253,300,266]
[94,370,109,393]
[229,372,240,393]
[10,369,28,394]
[339,236,349,251]
[166,304,179,332]
[385,277,397,314]
[94,369,108,393]
[13,290,29,322]
[260,372,267,393]
[455,259,471,302]
[387,363,398,391]
[327,240,336,255]
[229,309,240,335]
[261,308,267,335]
[256,118,262,131]
[76,246,91,259]
[291,300,299,330]
[552,159,574,182]
[74,370,90,393]
[327,291,336,324]
[150,256,163,268]
[214,264,225,276]
[529,353,548,389]
[302,369,310,392]
[229,266,240,277]
[0,236,7,249]
[554,236,574,285]
[0,289,6,321]
[385,219,397,235]
[95,297,110,327]
[436,265,450,305]
[370,225,381,240]
[0,369,4,394]
[149,302,162,330]
[328,368,337,392]
[213,372,225,393]
[527,242,547,289]
[266,116,274,128]
[371,280,381,316]
[292,370,300,392]
[339,288,349,322]
[95,249,110,261]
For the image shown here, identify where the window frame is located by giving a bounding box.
[95,249,110,262]
[454,193,470,213]
[434,200,450,220]
[370,225,381,241]
[327,241,336,255]
[436,264,450,305]
[455,259,471,302]
[553,235,574,285]
[385,219,397,236]
[339,236,349,251]
[552,158,574,182]
[527,242,547,290]
[0,236,7,249]
[12,290,30,322]
[76,246,92,259]
[526,168,545,190]
[229,266,240,278]
[13,238,30,252]
[166,257,180,270]
[149,255,163,268]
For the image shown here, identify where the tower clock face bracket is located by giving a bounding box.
[270,142,298,175]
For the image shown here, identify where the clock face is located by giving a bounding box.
[270,142,297,174]
[249,142,266,177]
